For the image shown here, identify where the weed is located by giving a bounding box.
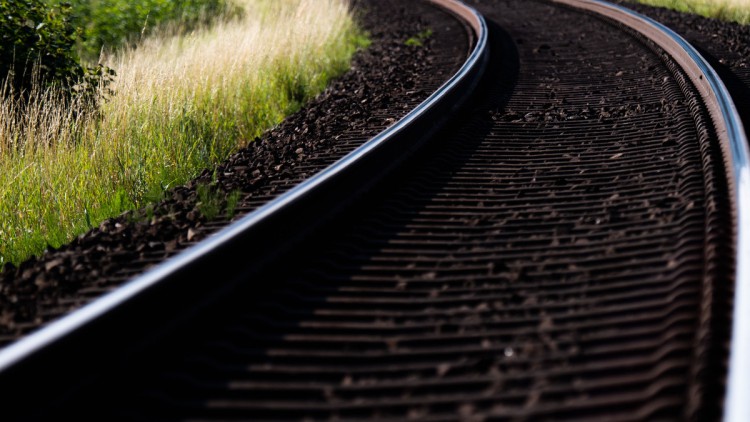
[226,190,242,218]
[196,183,221,220]
[405,28,434,47]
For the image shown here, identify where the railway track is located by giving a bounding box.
[0,0,747,420]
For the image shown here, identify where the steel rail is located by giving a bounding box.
[0,0,489,415]
[551,1,750,421]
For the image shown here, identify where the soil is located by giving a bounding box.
[0,0,470,345]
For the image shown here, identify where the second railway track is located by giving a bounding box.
[0,0,747,420]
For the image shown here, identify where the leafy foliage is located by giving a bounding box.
[0,0,112,100]
[59,0,235,61]
[1,0,76,92]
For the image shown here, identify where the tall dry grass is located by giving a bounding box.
[633,0,750,24]
[0,0,364,266]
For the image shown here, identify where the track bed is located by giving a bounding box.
[6,1,738,420]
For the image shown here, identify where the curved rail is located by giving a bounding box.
[0,0,490,414]
[553,1,750,421]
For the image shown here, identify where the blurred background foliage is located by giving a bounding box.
[60,0,236,62]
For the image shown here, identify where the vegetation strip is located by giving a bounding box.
[0,0,364,267]
[631,0,750,24]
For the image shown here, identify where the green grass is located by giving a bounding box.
[0,0,368,267]
[630,0,750,24]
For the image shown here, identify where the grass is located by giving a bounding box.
[630,0,750,24]
[0,0,367,267]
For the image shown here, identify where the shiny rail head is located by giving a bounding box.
[553,1,750,421]
[0,0,489,385]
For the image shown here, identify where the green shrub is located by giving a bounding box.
[56,0,234,62]
[0,0,82,95]
[1,0,231,97]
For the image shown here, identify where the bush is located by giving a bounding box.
[61,0,234,62]
[0,0,111,100]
